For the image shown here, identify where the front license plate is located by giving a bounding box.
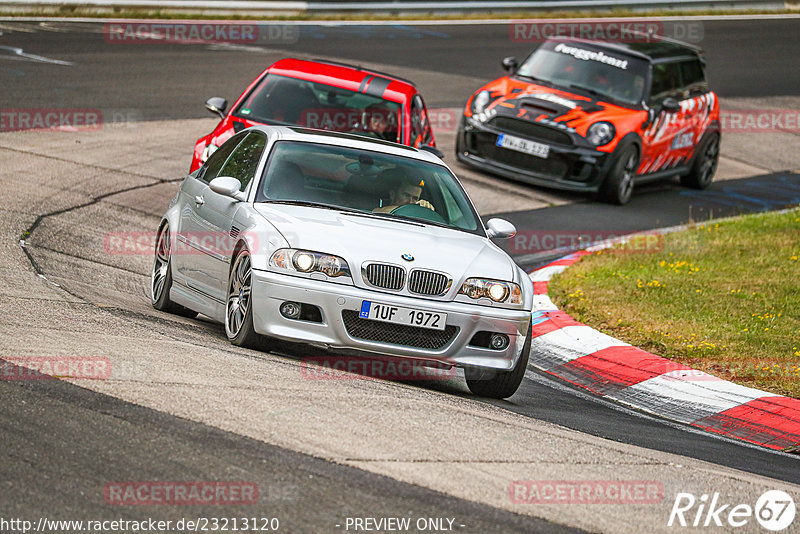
[360,301,446,331]
[497,133,550,159]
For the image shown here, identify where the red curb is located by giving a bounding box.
[532,281,549,295]
[692,397,800,451]
[530,311,585,339]
[530,251,800,452]
[554,346,693,395]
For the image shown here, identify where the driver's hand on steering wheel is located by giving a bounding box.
[416,199,435,211]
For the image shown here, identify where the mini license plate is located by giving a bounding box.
[496,133,550,159]
[359,301,446,331]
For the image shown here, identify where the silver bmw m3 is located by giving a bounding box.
[152,125,533,398]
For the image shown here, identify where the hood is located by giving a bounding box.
[474,76,644,138]
[253,204,516,288]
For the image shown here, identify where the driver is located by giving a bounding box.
[362,103,398,142]
[373,169,435,213]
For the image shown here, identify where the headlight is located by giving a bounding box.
[270,249,351,278]
[471,91,491,114]
[459,278,522,304]
[200,143,218,163]
[586,122,615,146]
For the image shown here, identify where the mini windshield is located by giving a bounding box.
[235,74,402,143]
[517,42,648,105]
[255,140,482,235]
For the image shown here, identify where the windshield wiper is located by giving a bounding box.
[265,200,363,214]
[567,83,606,99]
[365,210,455,231]
[515,74,554,86]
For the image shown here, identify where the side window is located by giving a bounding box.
[218,132,267,191]
[648,62,682,104]
[409,95,433,147]
[199,133,246,183]
[679,60,707,97]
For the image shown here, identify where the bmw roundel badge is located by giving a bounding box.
[401,253,414,262]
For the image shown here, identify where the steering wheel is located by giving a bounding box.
[390,203,447,225]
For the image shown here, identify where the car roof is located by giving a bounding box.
[248,124,444,165]
[547,36,703,62]
[266,58,418,101]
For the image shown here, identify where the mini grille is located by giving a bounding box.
[363,263,405,291]
[408,270,450,296]
[341,310,458,350]
[489,117,573,146]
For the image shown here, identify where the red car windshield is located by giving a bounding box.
[234,74,403,142]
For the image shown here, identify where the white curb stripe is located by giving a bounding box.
[612,371,770,423]
[532,294,558,312]
[530,325,629,369]
[529,265,566,282]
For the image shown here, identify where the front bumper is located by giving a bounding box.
[457,116,612,193]
[250,269,531,371]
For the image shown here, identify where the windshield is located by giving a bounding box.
[517,42,648,105]
[234,74,402,143]
[255,140,482,235]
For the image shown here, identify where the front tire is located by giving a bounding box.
[681,132,719,189]
[225,248,267,350]
[466,324,532,399]
[599,144,639,205]
[151,223,198,318]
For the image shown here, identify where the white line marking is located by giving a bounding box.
[0,45,72,65]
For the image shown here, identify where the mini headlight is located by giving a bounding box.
[459,278,522,305]
[586,122,615,146]
[270,249,351,279]
[471,91,491,114]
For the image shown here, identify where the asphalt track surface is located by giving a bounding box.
[1,17,800,531]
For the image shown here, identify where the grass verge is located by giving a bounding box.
[548,208,800,398]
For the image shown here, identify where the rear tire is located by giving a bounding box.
[681,132,719,189]
[466,324,532,399]
[151,223,198,318]
[599,144,639,205]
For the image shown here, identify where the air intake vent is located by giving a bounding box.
[408,270,451,296]
[230,225,241,239]
[363,263,405,291]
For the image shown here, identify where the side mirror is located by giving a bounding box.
[209,176,244,200]
[502,57,519,73]
[205,97,228,119]
[485,218,517,239]
[661,97,681,112]
[420,144,444,159]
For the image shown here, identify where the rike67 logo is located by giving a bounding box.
[668,490,795,531]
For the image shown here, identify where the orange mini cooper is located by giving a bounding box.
[456,37,720,204]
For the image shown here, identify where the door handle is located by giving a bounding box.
[194,195,205,206]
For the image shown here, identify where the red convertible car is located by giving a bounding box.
[191,58,438,172]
